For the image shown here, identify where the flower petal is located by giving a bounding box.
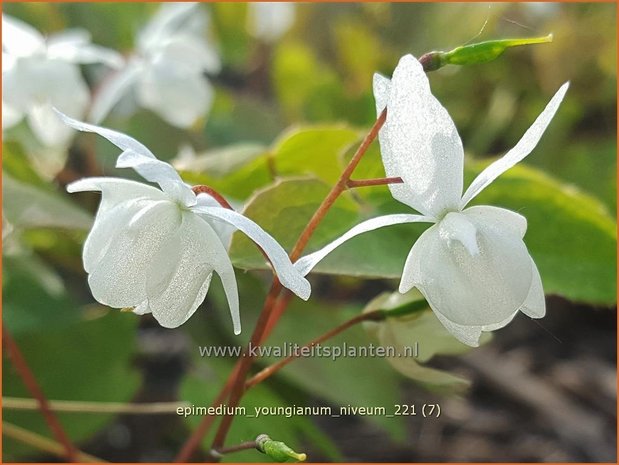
[88,62,142,123]
[460,82,569,207]
[192,206,311,301]
[295,213,434,276]
[56,111,196,205]
[462,205,527,238]
[47,41,125,68]
[401,211,533,327]
[27,102,76,147]
[136,59,214,128]
[2,14,44,57]
[248,2,295,42]
[86,199,181,308]
[519,258,546,319]
[137,3,200,53]
[146,212,241,333]
[373,73,425,215]
[432,309,519,347]
[54,110,155,158]
[382,54,464,217]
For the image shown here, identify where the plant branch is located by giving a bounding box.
[346,176,403,188]
[174,281,283,462]
[3,422,105,463]
[192,185,235,210]
[3,327,79,462]
[3,397,190,415]
[211,440,257,458]
[246,310,385,389]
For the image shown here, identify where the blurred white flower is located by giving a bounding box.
[247,2,295,42]
[2,14,123,146]
[89,3,220,129]
[59,112,310,333]
[296,54,568,346]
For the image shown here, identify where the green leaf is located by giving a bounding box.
[3,173,92,231]
[3,255,83,335]
[271,126,361,184]
[229,177,360,270]
[2,313,139,460]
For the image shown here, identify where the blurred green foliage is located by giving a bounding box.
[2,2,616,461]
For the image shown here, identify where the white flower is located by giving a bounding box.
[89,3,220,129]
[247,2,295,42]
[2,14,123,146]
[58,113,310,334]
[296,54,568,346]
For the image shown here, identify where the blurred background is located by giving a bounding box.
[2,2,616,462]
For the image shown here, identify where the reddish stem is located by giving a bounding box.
[246,310,385,389]
[176,110,387,461]
[3,327,79,462]
[346,176,403,188]
[192,185,235,210]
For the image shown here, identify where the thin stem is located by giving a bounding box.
[2,422,105,463]
[346,176,403,188]
[210,281,283,450]
[208,109,389,457]
[211,440,257,457]
[289,108,386,264]
[3,327,79,462]
[192,185,235,210]
[174,281,283,462]
[3,397,189,414]
[246,310,385,389]
[174,363,241,462]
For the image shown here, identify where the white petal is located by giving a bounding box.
[137,3,199,53]
[155,35,220,73]
[432,311,483,347]
[401,211,533,326]
[383,54,464,217]
[47,41,125,68]
[2,15,45,57]
[133,300,151,315]
[248,2,295,42]
[54,110,155,158]
[136,59,213,128]
[88,62,142,123]
[431,308,518,347]
[462,205,527,238]
[68,176,167,215]
[146,212,240,333]
[86,199,182,308]
[192,206,311,301]
[519,258,546,318]
[461,82,569,207]
[295,213,434,276]
[373,73,424,214]
[27,102,75,147]
[116,149,196,206]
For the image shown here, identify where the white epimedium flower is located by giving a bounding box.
[296,54,569,347]
[89,3,220,129]
[2,14,123,146]
[247,2,296,43]
[58,113,310,334]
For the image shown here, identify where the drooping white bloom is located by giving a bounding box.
[89,3,220,129]
[58,113,310,334]
[247,2,295,42]
[296,54,568,346]
[2,14,123,146]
